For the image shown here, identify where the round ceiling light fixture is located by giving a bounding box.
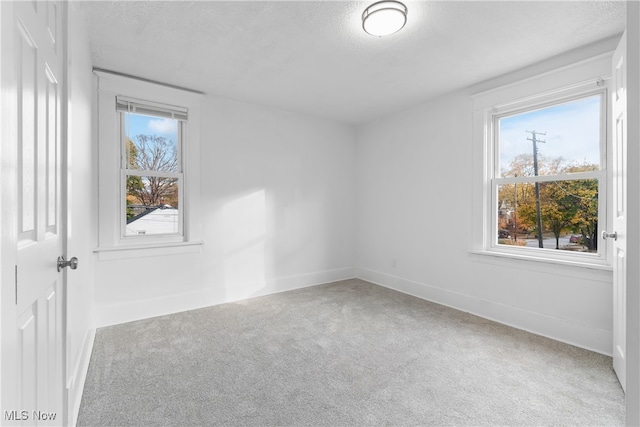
[362,1,408,37]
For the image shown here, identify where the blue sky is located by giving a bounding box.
[125,113,178,145]
[498,95,601,175]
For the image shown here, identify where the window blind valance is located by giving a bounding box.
[116,96,188,121]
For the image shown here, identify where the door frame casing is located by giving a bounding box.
[612,30,628,393]
[625,1,640,425]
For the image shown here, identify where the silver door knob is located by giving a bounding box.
[57,256,78,272]
[602,231,618,241]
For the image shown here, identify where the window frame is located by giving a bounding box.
[119,105,185,239]
[489,89,608,263]
[94,70,203,256]
[471,54,613,269]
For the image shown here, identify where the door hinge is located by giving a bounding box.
[14,265,18,305]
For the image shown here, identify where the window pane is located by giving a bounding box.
[124,112,179,172]
[498,95,601,178]
[126,175,179,236]
[497,179,598,253]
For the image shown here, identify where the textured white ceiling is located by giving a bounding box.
[77,1,625,124]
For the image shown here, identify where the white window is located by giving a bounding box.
[118,98,186,237]
[95,71,202,257]
[472,55,612,268]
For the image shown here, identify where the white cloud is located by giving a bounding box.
[148,118,177,134]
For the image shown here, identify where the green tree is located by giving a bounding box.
[126,138,143,219]
[499,154,560,239]
[498,156,599,252]
[540,181,577,249]
[564,162,599,250]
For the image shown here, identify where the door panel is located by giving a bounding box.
[18,19,37,240]
[46,69,58,233]
[17,307,37,418]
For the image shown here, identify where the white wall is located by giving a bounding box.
[200,97,356,301]
[93,96,356,326]
[65,4,96,425]
[355,55,615,355]
[90,32,618,358]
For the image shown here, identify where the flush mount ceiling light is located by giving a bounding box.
[362,1,408,37]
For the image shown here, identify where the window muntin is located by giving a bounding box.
[121,109,184,237]
[491,92,606,258]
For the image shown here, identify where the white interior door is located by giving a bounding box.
[4,1,65,425]
[611,31,627,392]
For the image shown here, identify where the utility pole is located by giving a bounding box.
[527,130,546,248]
[514,174,517,242]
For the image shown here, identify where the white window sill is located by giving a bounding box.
[94,240,203,261]
[469,249,612,280]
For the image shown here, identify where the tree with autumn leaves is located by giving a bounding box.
[498,153,598,252]
[126,135,179,219]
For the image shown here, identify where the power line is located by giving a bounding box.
[551,180,597,201]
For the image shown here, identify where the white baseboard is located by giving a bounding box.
[95,288,210,328]
[94,265,611,354]
[66,328,96,427]
[356,266,612,356]
[95,267,355,328]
